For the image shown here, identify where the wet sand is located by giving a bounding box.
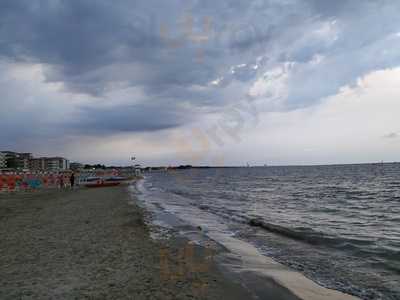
[0,186,289,299]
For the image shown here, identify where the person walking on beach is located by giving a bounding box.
[58,173,64,189]
[70,172,75,189]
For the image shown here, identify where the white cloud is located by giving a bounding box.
[312,20,339,44]
[248,63,292,100]
[309,54,325,65]
[198,67,400,165]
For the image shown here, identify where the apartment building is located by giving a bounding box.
[0,152,6,169]
[29,157,69,171]
[29,158,46,171]
[1,150,70,171]
[0,151,32,170]
[45,157,69,171]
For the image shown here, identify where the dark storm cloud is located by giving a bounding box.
[0,0,289,95]
[74,102,187,134]
[1,0,400,143]
[0,1,163,89]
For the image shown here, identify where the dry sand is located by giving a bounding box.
[0,186,261,299]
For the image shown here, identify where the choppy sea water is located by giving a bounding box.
[134,164,400,300]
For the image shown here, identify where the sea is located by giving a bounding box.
[132,163,400,300]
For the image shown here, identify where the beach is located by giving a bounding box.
[0,186,260,299]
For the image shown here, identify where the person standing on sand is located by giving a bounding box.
[70,172,75,189]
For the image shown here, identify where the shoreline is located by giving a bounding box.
[0,186,263,299]
[210,232,360,300]
[135,179,362,300]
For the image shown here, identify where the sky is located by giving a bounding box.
[1,0,400,166]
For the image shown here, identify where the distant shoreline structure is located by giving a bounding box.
[144,161,399,171]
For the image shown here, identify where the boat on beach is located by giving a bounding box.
[82,176,127,188]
